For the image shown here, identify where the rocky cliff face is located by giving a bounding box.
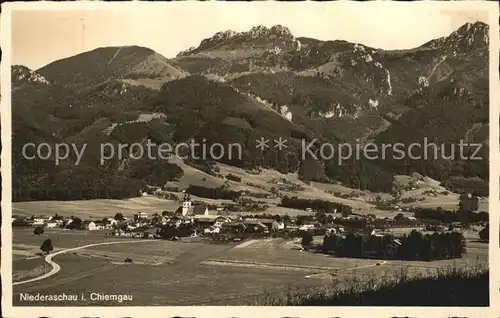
[11,21,490,200]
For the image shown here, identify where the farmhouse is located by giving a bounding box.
[45,221,58,228]
[194,217,218,229]
[83,221,98,231]
[204,226,221,234]
[167,215,191,227]
[32,215,51,225]
[222,222,246,233]
[134,212,148,220]
[242,219,268,233]
[271,220,285,231]
[193,215,230,229]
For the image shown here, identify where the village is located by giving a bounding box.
[12,189,488,247]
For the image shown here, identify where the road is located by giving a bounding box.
[13,239,161,286]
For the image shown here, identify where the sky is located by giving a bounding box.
[8,2,492,70]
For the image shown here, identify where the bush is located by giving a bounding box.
[479,226,489,242]
[226,173,242,182]
[34,226,44,235]
[40,239,53,254]
[301,231,314,247]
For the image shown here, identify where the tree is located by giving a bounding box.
[151,214,162,225]
[40,239,53,254]
[34,226,44,235]
[315,211,327,225]
[52,214,64,221]
[114,212,125,221]
[282,214,292,225]
[479,226,489,242]
[67,217,83,229]
[326,214,334,224]
[341,208,350,218]
[301,231,314,248]
[394,213,405,221]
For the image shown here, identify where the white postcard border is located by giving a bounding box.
[1,1,499,317]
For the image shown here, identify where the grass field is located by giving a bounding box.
[12,227,488,306]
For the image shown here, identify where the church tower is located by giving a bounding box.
[181,193,192,216]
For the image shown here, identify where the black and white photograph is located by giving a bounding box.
[1,1,499,316]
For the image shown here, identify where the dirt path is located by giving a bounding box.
[13,239,161,286]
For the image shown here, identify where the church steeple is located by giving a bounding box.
[181,192,192,216]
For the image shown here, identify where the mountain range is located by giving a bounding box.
[11,21,490,201]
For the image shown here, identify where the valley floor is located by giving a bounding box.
[12,228,487,306]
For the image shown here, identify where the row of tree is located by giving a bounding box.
[279,196,353,215]
[321,230,466,261]
[414,208,488,224]
[186,185,241,200]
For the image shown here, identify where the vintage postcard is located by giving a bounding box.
[1,1,499,317]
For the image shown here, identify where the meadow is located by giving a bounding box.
[12,227,487,306]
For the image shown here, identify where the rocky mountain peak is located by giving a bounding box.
[179,24,298,56]
[248,24,295,40]
[454,21,488,37]
[448,21,489,44]
[424,21,489,52]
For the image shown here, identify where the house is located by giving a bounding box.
[221,222,246,233]
[204,226,220,234]
[257,219,276,229]
[214,216,230,227]
[167,215,191,227]
[93,220,106,230]
[299,224,315,231]
[194,215,230,229]
[45,221,58,228]
[32,215,51,226]
[100,218,118,229]
[193,217,217,229]
[242,219,268,233]
[134,212,148,220]
[285,225,300,232]
[84,221,98,231]
[271,220,285,231]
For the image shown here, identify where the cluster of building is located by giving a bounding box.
[13,193,428,240]
[111,194,287,237]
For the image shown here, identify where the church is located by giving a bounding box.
[175,193,209,217]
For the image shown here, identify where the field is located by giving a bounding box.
[10,166,489,306]
[12,227,487,306]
